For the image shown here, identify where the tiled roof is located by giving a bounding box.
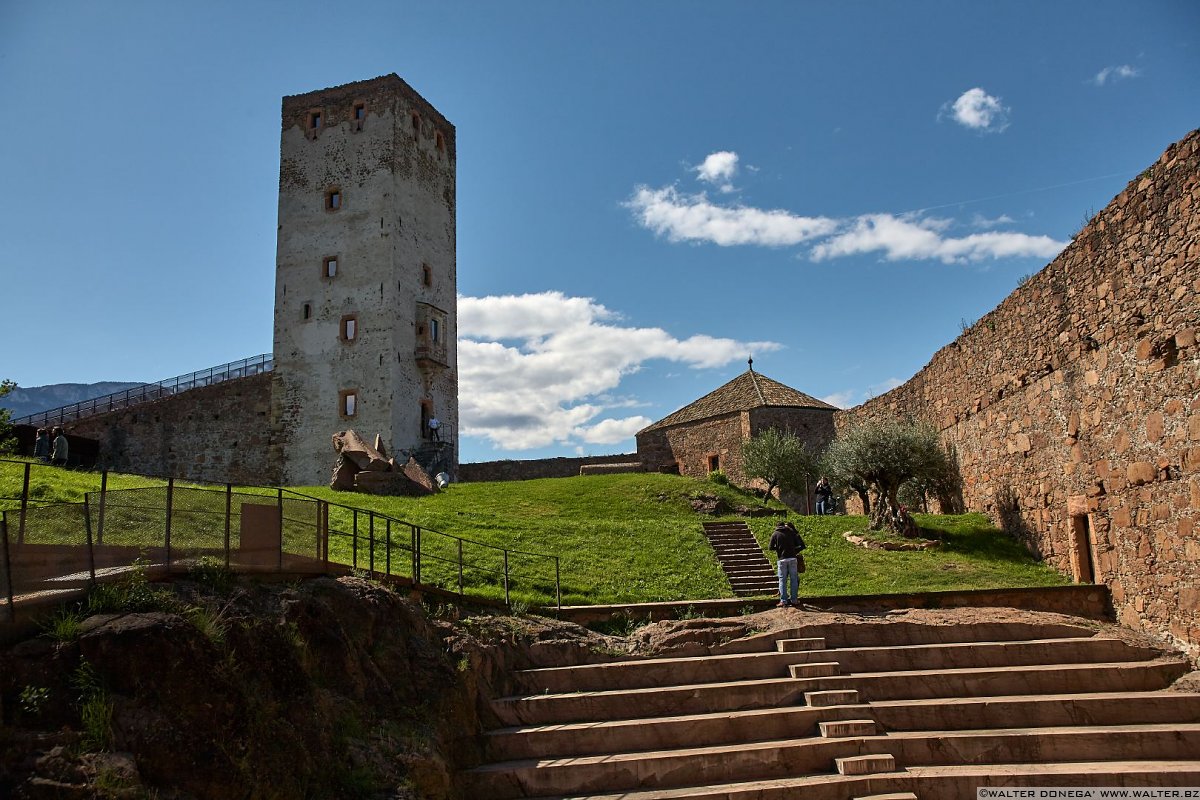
[639,370,837,434]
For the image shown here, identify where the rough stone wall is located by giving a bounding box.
[637,406,836,499]
[836,131,1200,657]
[637,413,748,480]
[65,373,276,485]
[458,453,637,483]
[273,75,458,485]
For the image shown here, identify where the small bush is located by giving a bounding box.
[707,470,728,485]
[73,660,113,751]
[88,559,178,614]
[187,557,237,595]
[42,607,86,641]
[186,604,229,645]
[19,685,50,717]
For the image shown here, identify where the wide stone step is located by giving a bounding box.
[521,761,1200,800]
[793,659,1190,701]
[469,725,1200,799]
[486,704,869,761]
[489,690,1200,763]
[784,637,1156,674]
[493,677,808,726]
[513,636,1152,695]
[869,690,1200,732]
[466,733,880,798]
[885,723,1200,768]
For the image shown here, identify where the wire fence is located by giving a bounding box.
[0,459,562,621]
[12,354,274,428]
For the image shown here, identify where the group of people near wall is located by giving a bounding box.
[32,427,68,467]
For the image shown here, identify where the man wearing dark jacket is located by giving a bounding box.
[769,520,806,607]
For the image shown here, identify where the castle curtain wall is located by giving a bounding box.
[66,373,276,485]
[836,132,1200,657]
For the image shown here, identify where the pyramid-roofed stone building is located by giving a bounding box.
[636,364,836,502]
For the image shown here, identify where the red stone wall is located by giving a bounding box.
[637,413,748,480]
[66,373,278,486]
[636,406,836,508]
[457,453,638,483]
[836,131,1200,657]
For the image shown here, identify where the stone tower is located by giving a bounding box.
[272,75,458,485]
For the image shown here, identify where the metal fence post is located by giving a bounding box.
[368,514,375,576]
[556,557,561,611]
[457,539,463,597]
[2,512,14,622]
[276,487,283,572]
[352,510,359,570]
[83,494,96,585]
[416,527,422,584]
[410,525,417,581]
[224,483,232,567]
[385,519,392,576]
[165,477,174,570]
[18,462,29,545]
[323,503,330,569]
[96,470,108,546]
[503,550,510,608]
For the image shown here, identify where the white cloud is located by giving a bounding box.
[695,151,740,192]
[574,417,654,444]
[1092,64,1141,86]
[809,214,1067,264]
[867,377,904,397]
[819,391,856,409]
[625,186,839,247]
[458,292,782,450]
[970,213,1015,229]
[941,87,1010,133]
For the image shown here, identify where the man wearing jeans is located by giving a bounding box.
[769,520,806,607]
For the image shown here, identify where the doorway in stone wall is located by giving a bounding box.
[1069,514,1095,583]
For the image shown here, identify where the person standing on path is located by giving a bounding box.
[51,427,69,467]
[769,520,806,607]
[33,428,51,462]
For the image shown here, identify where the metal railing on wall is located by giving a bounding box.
[12,354,274,428]
[0,459,561,622]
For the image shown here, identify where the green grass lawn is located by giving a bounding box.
[0,458,1068,606]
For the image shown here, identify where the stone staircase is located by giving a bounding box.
[701,521,777,597]
[463,618,1200,799]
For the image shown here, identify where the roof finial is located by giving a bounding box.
[748,355,754,372]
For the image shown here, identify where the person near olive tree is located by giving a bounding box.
[815,476,833,515]
[769,520,806,608]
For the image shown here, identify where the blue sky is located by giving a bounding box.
[1,1,1197,463]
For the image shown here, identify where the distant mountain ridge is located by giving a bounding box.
[1,382,147,420]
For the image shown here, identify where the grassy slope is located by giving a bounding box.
[0,459,1067,605]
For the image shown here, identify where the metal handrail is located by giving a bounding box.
[12,354,274,427]
[0,459,562,615]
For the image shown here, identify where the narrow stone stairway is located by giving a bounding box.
[701,521,777,597]
[462,615,1200,799]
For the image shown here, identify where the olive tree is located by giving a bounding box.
[823,419,952,533]
[741,428,816,505]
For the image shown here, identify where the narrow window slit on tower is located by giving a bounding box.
[422,264,432,287]
[353,102,366,131]
[302,303,312,320]
[324,257,337,278]
[325,188,342,210]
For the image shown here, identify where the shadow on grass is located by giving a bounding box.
[920,512,1044,566]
